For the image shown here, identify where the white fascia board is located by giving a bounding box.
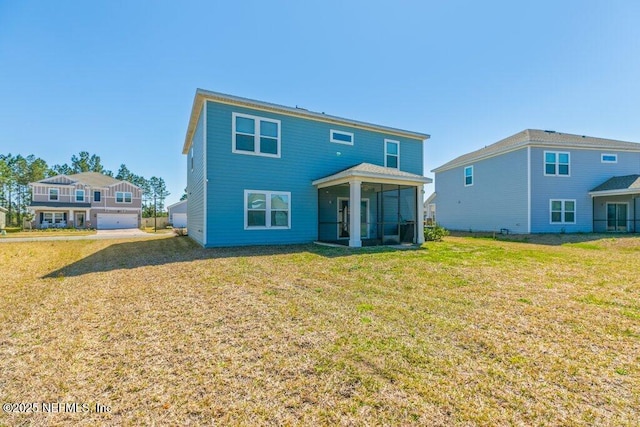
[589,188,640,197]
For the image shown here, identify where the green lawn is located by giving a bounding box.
[0,235,638,425]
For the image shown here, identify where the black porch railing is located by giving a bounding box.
[593,219,639,233]
[318,220,416,245]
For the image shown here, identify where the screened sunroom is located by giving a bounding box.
[313,163,431,247]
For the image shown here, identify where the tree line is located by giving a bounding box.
[0,151,172,227]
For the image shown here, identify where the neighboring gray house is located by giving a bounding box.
[167,200,187,228]
[432,129,640,233]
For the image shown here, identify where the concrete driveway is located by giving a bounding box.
[0,228,167,243]
[96,228,149,238]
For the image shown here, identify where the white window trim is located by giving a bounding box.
[48,188,59,201]
[464,165,474,187]
[75,189,85,202]
[549,199,576,224]
[384,139,400,169]
[232,112,281,158]
[115,191,133,204]
[43,212,65,224]
[544,151,571,177]
[244,189,291,230]
[601,153,618,163]
[330,129,354,145]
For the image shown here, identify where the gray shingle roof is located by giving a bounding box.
[67,172,122,187]
[433,129,640,172]
[590,175,640,192]
[312,162,431,186]
[36,172,135,188]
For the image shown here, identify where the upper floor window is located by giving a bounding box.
[190,147,194,171]
[601,153,617,163]
[544,151,570,176]
[94,191,101,202]
[330,129,354,145]
[75,190,85,202]
[48,188,59,201]
[550,199,575,224]
[464,166,474,186]
[116,192,132,203]
[385,139,399,169]
[245,190,290,229]
[232,112,281,158]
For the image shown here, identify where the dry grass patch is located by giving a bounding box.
[0,235,639,425]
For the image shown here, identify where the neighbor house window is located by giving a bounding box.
[464,166,474,186]
[550,199,576,224]
[232,112,281,157]
[544,151,570,176]
[330,129,354,145]
[75,189,84,202]
[116,191,132,203]
[244,190,290,229]
[601,153,617,163]
[43,212,65,224]
[385,139,399,169]
[94,191,101,202]
[48,188,59,201]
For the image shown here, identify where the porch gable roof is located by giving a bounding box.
[312,163,432,188]
[589,174,640,197]
[29,201,92,209]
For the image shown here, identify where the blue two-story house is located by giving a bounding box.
[182,89,431,247]
[432,129,640,234]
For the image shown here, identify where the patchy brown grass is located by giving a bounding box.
[0,235,638,425]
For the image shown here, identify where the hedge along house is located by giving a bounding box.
[182,89,431,247]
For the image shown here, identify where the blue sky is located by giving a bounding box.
[1,1,640,205]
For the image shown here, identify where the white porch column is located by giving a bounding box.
[68,209,73,227]
[416,184,425,244]
[349,179,362,247]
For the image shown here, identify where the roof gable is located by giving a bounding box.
[433,129,640,172]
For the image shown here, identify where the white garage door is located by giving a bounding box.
[97,213,138,230]
[172,213,187,228]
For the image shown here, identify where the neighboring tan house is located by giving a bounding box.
[0,206,6,230]
[432,129,640,234]
[167,200,187,227]
[183,89,431,247]
[424,192,436,225]
[28,172,142,229]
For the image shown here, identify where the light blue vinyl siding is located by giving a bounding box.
[435,148,529,233]
[202,101,423,247]
[530,148,640,232]
[186,110,205,245]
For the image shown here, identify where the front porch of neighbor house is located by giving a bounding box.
[313,163,431,247]
[29,203,91,229]
[590,175,640,233]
